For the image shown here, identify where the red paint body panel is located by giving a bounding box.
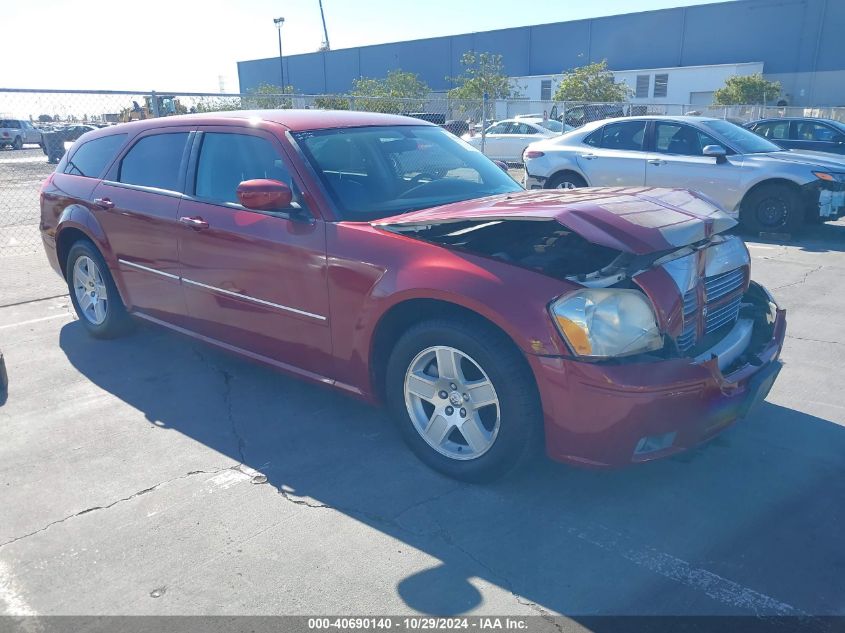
[39,110,787,470]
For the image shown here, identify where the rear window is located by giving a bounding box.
[64,134,127,178]
[118,133,189,192]
[0,120,21,129]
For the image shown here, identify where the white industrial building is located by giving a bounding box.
[510,62,765,105]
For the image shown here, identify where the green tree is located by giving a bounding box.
[447,52,515,100]
[313,95,350,110]
[195,97,242,113]
[713,73,781,105]
[241,83,296,109]
[350,69,430,113]
[553,60,628,102]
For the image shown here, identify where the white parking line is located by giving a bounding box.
[568,524,805,616]
[0,313,73,330]
[0,560,35,616]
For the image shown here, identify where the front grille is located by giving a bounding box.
[677,267,746,353]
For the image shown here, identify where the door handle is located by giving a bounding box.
[579,154,598,160]
[648,159,667,166]
[179,216,209,230]
[93,197,114,209]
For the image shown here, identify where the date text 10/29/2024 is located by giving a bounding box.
[307,617,529,630]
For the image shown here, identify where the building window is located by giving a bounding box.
[540,79,552,101]
[653,73,669,98]
[635,75,650,99]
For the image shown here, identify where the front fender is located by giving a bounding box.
[326,222,575,395]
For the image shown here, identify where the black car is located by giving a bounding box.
[745,117,845,155]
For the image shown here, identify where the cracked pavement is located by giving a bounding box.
[0,221,844,620]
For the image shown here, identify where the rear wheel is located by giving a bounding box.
[386,318,541,482]
[546,171,587,190]
[740,183,804,234]
[66,240,133,338]
[12,136,22,150]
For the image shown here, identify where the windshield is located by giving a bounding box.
[701,119,782,154]
[293,125,522,221]
[535,119,563,133]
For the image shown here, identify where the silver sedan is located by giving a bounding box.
[523,115,845,233]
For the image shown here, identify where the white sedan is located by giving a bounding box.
[463,118,569,163]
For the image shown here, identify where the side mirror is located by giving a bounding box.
[492,160,509,173]
[236,179,292,211]
[703,145,727,164]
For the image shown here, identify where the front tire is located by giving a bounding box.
[546,171,587,190]
[740,183,804,234]
[66,239,133,338]
[386,318,541,482]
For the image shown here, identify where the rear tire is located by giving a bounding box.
[546,171,587,190]
[740,183,804,234]
[66,239,133,338]
[12,136,22,150]
[386,318,542,482]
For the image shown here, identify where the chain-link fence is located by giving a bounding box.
[3,88,845,255]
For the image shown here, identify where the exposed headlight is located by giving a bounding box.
[550,289,663,358]
[813,171,845,183]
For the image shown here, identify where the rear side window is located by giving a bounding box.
[64,134,127,178]
[592,121,647,151]
[195,132,294,205]
[0,120,21,129]
[755,121,790,140]
[119,132,189,192]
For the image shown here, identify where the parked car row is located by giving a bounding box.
[522,115,845,233]
[42,110,786,481]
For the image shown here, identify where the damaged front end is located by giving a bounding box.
[802,177,845,221]
[376,187,783,379]
[375,188,786,465]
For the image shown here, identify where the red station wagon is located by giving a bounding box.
[40,110,786,481]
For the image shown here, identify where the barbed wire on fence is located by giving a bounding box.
[3,88,845,255]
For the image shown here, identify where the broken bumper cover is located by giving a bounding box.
[803,180,845,219]
[524,173,546,190]
[528,301,786,468]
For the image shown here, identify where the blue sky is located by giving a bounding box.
[2,0,732,92]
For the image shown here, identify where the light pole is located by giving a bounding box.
[274,17,285,89]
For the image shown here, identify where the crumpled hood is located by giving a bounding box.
[375,187,736,255]
[757,150,845,170]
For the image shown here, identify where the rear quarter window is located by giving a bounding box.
[118,132,189,192]
[64,134,128,178]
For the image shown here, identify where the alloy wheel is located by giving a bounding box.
[72,255,109,325]
[403,345,501,460]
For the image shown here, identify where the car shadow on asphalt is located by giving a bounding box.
[58,320,845,618]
